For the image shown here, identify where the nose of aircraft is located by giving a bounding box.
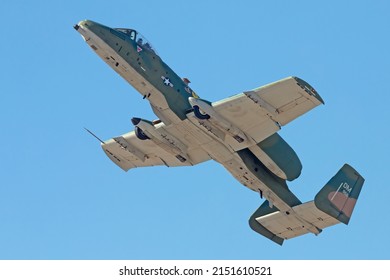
[74,20,94,31]
[74,20,111,43]
[73,20,108,33]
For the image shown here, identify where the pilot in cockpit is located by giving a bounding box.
[144,42,151,50]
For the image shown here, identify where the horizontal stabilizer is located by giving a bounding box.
[249,164,364,244]
[253,201,339,244]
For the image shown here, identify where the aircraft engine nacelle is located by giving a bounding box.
[132,118,153,140]
[134,126,150,140]
[253,133,302,181]
[131,117,189,162]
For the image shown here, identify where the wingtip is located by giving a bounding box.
[293,76,325,105]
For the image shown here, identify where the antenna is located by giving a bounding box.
[84,127,105,144]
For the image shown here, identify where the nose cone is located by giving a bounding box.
[74,19,91,32]
[74,19,112,46]
[74,19,109,35]
[76,19,98,29]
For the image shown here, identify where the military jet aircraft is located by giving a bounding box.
[74,20,364,245]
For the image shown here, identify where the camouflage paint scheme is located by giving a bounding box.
[75,20,365,245]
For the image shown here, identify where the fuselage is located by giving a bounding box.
[75,20,318,229]
[75,20,197,125]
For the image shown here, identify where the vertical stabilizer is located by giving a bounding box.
[314,164,365,225]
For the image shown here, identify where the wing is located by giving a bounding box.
[101,77,322,171]
[101,121,212,171]
[101,131,188,171]
[212,76,324,145]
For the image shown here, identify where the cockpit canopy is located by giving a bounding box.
[114,28,157,54]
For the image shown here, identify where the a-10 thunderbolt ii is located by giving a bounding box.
[74,20,365,245]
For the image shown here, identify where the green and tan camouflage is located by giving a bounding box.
[75,19,365,244]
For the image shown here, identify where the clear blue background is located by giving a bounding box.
[1,0,389,259]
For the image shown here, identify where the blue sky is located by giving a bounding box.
[1,0,389,259]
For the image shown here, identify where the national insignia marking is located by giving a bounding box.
[161,76,174,87]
